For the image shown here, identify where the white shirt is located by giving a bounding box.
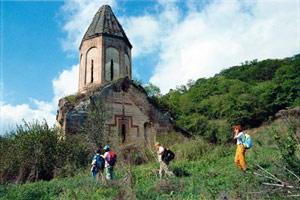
[158,146,164,162]
[104,152,109,167]
[236,132,245,145]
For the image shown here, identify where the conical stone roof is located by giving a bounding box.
[81,5,132,48]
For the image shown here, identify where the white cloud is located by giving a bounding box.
[61,0,116,52]
[149,0,300,93]
[120,16,161,57]
[120,0,300,93]
[58,0,300,93]
[52,64,79,103]
[0,65,79,135]
[0,103,56,134]
[120,1,180,58]
[3,0,298,133]
[1,0,116,134]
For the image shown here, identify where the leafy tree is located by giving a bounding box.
[273,116,300,171]
[153,54,300,141]
[0,120,89,184]
[83,99,110,149]
[132,78,144,86]
[144,83,161,97]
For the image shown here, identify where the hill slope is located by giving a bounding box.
[1,116,299,199]
[151,54,300,142]
[1,55,299,199]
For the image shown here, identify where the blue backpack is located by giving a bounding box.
[94,155,105,170]
[243,134,252,149]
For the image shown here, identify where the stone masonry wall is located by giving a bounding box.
[57,78,174,148]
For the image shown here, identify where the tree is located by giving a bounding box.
[83,99,110,148]
[0,120,89,184]
[144,83,161,97]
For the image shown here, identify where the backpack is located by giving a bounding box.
[163,148,175,162]
[243,133,252,149]
[91,155,105,172]
[96,155,105,169]
[107,152,117,166]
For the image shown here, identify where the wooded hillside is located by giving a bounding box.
[150,54,300,142]
[1,54,299,199]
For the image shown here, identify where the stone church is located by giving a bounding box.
[57,5,187,147]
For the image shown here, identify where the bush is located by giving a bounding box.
[0,120,90,184]
[176,114,210,137]
[272,117,300,171]
[156,131,188,149]
[171,139,212,162]
[213,120,233,144]
[65,92,85,106]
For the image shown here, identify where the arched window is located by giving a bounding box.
[105,47,119,81]
[121,124,126,143]
[124,53,130,76]
[91,60,94,83]
[79,54,86,85]
[85,47,99,84]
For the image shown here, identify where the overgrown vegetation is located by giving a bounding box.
[272,110,300,172]
[1,118,299,199]
[82,99,110,149]
[1,55,299,199]
[150,54,300,143]
[0,121,90,184]
[64,92,86,106]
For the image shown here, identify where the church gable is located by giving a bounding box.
[103,78,173,145]
[57,77,174,146]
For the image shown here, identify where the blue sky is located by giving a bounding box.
[1,0,299,134]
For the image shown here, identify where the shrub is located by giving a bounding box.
[0,120,89,184]
[213,120,233,144]
[272,117,300,171]
[171,139,212,162]
[156,131,188,149]
[65,93,85,106]
[176,114,210,137]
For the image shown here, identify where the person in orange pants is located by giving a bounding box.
[234,125,246,171]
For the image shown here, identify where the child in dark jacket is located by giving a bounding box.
[91,148,105,184]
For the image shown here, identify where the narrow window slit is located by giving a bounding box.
[91,60,94,83]
[110,59,114,81]
[121,124,126,143]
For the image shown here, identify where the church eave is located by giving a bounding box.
[79,33,132,50]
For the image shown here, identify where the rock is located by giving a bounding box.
[275,106,300,119]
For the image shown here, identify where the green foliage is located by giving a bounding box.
[0,120,89,184]
[176,113,232,143]
[2,120,300,199]
[155,54,300,140]
[65,93,85,106]
[272,117,300,171]
[171,139,212,161]
[177,114,209,137]
[213,120,233,144]
[156,131,188,148]
[82,99,110,148]
[1,55,300,199]
[144,83,161,97]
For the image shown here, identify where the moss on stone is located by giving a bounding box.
[65,93,86,106]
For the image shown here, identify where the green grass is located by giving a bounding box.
[1,122,298,199]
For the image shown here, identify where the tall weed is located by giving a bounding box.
[0,120,89,184]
